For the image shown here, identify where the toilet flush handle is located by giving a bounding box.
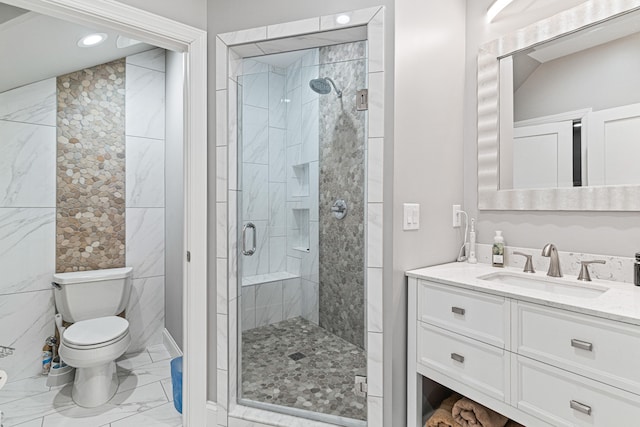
[51,282,62,290]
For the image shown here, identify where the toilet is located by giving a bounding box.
[52,267,133,408]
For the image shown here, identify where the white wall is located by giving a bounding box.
[165,50,185,350]
[463,1,640,260]
[393,1,466,426]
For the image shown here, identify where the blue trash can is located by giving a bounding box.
[170,356,183,414]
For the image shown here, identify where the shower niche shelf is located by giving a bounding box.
[290,208,310,253]
[291,163,310,197]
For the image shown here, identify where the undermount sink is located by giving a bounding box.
[478,272,609,298]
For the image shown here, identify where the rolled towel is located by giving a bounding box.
[505,421,525,427]
[452,397,508,427]
[425,393,463,427]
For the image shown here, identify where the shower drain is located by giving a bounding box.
[288,352,306,361]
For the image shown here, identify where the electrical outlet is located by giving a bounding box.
[452,204,461,227]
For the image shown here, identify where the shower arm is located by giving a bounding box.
[323,77,342,98]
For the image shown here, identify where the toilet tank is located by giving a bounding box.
[52,267,133,323]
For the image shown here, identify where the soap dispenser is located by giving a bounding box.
[492,231,505,267]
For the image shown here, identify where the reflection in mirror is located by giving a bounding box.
[500,8,640,190]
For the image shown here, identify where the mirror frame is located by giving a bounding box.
[477,0,640,210]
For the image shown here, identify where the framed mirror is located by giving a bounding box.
[477,0,640,210]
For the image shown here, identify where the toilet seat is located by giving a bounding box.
[62,316,129,350]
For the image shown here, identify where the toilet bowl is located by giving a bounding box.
[59,316,131,408]
[52,267,133,408]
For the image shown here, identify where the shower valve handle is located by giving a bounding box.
[331,199,347,220]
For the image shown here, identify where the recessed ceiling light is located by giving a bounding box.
[336,14,351,25]
[487,0,515,22]
[78,33,107,48]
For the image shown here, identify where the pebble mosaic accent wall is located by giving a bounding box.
[56,59,126,272]
[318,42,367,349]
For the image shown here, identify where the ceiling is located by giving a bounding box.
[0,4,157,93]
[493,0,589,22]
[0,3,27,24]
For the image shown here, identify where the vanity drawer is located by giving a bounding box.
[417,280,509,348]
[514,301,640,395]
[417,321,509,402]
[513,354,640,427]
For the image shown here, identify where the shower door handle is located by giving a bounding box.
[242,222,256,256]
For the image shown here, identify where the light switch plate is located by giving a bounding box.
[403,203,420,230]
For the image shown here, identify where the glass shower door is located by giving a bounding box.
[237,41,368,426]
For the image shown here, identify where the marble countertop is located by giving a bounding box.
[406,262,640,326]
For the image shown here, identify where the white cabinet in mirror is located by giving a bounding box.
[478,0,640,210]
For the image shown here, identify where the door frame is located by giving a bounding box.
[2,1,208,425]
[215,6,386,426]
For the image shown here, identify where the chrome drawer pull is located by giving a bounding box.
[450,353,465,363]
[570,400,592,416]
[571,339,593,352]
[451,307,466,315]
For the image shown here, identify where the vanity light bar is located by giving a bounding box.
[487,0,515,23]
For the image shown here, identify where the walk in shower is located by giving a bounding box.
[237,41,368,424]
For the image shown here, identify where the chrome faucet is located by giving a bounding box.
[541,243,562,277]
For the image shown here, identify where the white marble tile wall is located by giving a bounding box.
[0,121,56,207]
[126,276,166,352]
[240,64,292,282]
[0,208,56,296]
[283,50,320,325]
[267,70,287,280]
[0,291,55,383]
[0,79,57,383]
[126,49,166,140]
[241,278,304,331]
[476,243,636,283]
[126,135,165,208]
[124,48,167,352]
[0,78,56,126]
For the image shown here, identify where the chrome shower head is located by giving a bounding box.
[309,77,342,98]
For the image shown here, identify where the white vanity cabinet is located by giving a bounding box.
[407,273,640,427]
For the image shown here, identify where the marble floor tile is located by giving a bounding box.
[117,351,153,371]
[3,344,179,427]
[1,383,75,426]
[117,358,171,393]
[108,402,181,427]
[160,378,174,403]
[0,375,50,405]
[147,344,172,363]
[13,418,44,427]
[41,382,167,427]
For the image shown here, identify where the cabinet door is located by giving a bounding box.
[418,280,509,348]
[513,354,640,426]
[417,321,510,402]
[513,301,640,395]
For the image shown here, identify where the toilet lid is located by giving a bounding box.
[63,316,129,346]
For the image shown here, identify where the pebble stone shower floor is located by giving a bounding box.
[241,317,367,421]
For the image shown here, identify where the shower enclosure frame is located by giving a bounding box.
[215,6,387,426]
